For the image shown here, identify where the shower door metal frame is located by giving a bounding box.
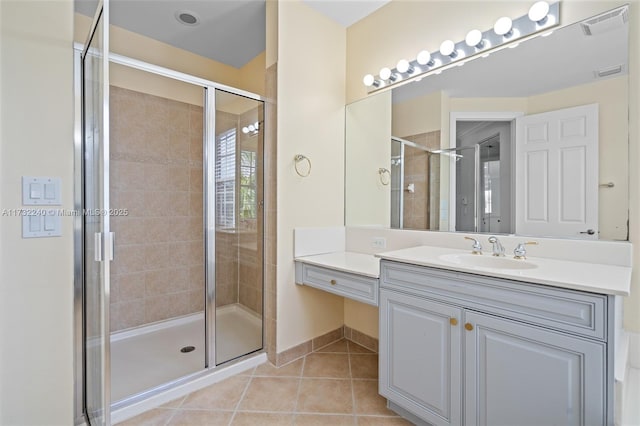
[73,47,267,423]
[391,136,434,229]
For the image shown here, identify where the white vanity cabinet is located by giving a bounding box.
[294,252,380,306]
[379,260,613,426]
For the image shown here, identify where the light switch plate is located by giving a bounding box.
[22,176,61,205]
[22,210,62,238]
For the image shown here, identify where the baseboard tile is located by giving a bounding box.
[275,325,379,367]
[345,326,378,353]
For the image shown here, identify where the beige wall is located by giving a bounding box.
[0,0,75,424]
[392,91,443,136]
[276,0,347,351]
[110,63,205,106]
[346,0,640,334]
[626,1,640,333]
[345,90,392,227]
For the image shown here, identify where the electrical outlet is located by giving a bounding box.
[372,237,387,249]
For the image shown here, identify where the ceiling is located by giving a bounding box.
[75,0,390,68]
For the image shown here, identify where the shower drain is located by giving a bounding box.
[180,346,196,353]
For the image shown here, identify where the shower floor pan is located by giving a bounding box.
[110,304,262,402]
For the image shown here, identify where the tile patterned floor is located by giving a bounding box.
[118,339,412,425]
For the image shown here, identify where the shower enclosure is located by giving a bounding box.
[75,3,266,423]
[390,136,440,230]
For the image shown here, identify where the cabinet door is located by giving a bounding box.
[380,289,463,426]
[464,311,605,426]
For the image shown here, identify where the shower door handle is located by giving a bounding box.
[108,232,115,261]
[94,232,115,261]
[94,232,103,262]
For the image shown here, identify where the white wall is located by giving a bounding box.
[0,0,75,424]
[276,0,347,351]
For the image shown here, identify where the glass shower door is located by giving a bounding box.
[454,146,477,232]
[479,141,502,233]
[210,89,264,365]
[390,139,403,229]
[82,1,111,424]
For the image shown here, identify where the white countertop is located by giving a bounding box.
[376,245,632,296]
[295,252,380,278]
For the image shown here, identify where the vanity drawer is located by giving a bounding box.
[295,262,379,306]
[380,261,607,340]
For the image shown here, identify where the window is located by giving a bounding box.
[215,129,236,228]
[239,150,257,219]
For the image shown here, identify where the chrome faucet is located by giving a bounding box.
[513,241,538,260]
[464,237,483,255]
[487,236,505,257]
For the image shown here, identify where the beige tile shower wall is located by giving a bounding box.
[109,86,204,332]
[238,107,264,316]
[215,230,239,307]
[401,131,440,230]
[238,242,262,315]
[265,63,278,364]
[214,107,264,316]
[214,111,240,309]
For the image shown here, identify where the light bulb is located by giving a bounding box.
[379,67,392,80]
[396,59,413,74]
[416,50,433,66]
[439,40,457,58]
[494,16,513,36]
[254,122,259,129]
[248,124,255,132]
[465,29,484,48]
[363,74,375,87]
[528,1,549,23]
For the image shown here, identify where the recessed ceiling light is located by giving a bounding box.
[175,10,199,26]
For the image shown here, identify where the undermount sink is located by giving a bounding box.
[438,253,538,270]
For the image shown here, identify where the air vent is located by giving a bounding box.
[594,65,623,79]
[580,6,628,36]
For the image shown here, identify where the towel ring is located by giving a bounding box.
[378,168,391,185]
[294,154,311,177]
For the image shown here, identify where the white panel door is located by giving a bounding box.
[464,311,605,426]
[379,289,462,426]
[515,104,598,238]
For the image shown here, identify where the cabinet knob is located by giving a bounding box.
[464,323,474,331]
[450,318,458,326]
[330,279,337,285]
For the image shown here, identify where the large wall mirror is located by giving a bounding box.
[345,4,629,241]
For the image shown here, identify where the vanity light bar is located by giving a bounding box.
[363,1,559,92]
